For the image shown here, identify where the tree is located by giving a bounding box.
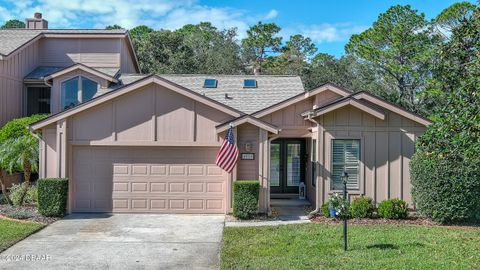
[434,1,477,33]
[129,25,153,42]
[137,29,196,74]
[105,24,123,30]
[422,2,479,113]
[264,34,317,76]
[410,5,480,223]
[176,22,243,74]
[241,22,282,74]
[1,19,25,29]
[0,136,39,206]
[302,53,388,94]
[345,5,438,112]
[0,114,46,205]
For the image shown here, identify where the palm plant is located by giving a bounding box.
[0,136,39,206]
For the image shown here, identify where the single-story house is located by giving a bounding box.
[30,74,430,214]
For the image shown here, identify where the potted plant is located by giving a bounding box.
[328,193,342,218]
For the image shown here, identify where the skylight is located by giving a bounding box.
[203,79,217,88]
[243,79,257,88]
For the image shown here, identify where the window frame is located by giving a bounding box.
[330,138,362,191]
[60,75,99,110]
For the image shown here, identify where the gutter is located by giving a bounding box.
[305,116,321,218]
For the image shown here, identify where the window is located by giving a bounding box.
[61,76,98,110]
[331,139,360,190]
[243,79,257,88]
[311,139,317,187]
[203,79,217,88]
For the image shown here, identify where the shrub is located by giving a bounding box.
[37,178,68,217]
[5,208,32,220]
[0,114,47,145]
[233,181,260,219]
[9,184,38,206]
[378,198,408,219]
[320,203,330,217]
[350,196,375,218]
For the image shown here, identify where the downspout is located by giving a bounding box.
[306,113,321,218]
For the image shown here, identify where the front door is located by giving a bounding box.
[270,139,306,193]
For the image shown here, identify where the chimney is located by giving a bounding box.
[26,12,48,29]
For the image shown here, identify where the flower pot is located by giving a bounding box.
[329,209,337,218]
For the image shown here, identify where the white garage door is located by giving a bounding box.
[72,147,228,213]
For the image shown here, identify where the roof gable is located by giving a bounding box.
[44,63,118,83]
[30,75,243,131]
[252,82,351,118]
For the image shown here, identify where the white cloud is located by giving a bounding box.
[264,9,278,20]
[1,0,365,47]
[286,23,367,43]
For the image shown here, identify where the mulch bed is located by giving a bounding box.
[312,215,438,226]
[0,204,60,225]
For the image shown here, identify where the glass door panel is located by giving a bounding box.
[270,139,305,194]
[286,143,301,187]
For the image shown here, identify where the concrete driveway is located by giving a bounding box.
[0,214,225,270]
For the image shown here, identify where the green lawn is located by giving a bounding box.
[0,219,44,252]
[221,223,480,270]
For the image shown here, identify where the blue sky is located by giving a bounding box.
[0,0,473,56]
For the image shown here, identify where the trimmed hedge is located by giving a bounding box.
[233,181,260,219]
[350,196,375,218]
[411,153,480,223]
[37,178,68,217]
[378,198,408,219]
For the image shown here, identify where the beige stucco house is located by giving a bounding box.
[2,14,431,214]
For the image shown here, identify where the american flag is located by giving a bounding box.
[215,127,239,173]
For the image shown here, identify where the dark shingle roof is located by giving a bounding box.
[116,74,305,114]
[0,29,127,56]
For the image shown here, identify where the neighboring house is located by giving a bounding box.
[3,14,431,214]
[0,13,139,126]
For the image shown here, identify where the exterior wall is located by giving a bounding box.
[316,105,426,206]
[305,137,316,207]
[0,42,39,126]
[38,38,122,68]
[50,70,110,114]
[261,97,314,137]
[67,83,232,146]
[314,90,342,108]
[236,123,259,180]
[39,127,58,178]
[120,39,138,73]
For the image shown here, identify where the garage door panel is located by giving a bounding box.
[72,147,227,213]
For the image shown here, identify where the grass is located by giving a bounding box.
[0,219,44,252]
[221,223,480,270]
